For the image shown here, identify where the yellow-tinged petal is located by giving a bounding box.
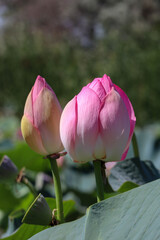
[21,115,47,155]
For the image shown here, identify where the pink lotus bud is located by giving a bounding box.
[21,75,64,155]
[60,74,136,163]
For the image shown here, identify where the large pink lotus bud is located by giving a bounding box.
[60,74,136,163]
[21,75,63,155]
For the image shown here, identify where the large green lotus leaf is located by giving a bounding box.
[30,216,86,240]
[1,224,48,240]
[0,142,49,172]
[29,179,160,240]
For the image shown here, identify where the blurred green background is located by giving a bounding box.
[0,0,160,125]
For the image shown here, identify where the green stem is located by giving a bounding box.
[101,161,114,193]
[49,157,64,223]
[132,132,140,158]
[22,177,37,197]
[93,160,104,202]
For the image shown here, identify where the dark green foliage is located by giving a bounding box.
[0,27,159,125]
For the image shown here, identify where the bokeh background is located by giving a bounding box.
[0,0,159,126]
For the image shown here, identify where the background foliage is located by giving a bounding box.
[0,0,160,125]
[0,27,160,125]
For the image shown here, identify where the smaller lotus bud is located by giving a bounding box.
[21,75,64,155]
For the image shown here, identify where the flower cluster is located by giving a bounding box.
[21,74,136,163]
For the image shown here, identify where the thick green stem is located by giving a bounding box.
[49,157,64,223]
[132,132,140,158]
[93,160,104,202]
[22,177,37,197]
